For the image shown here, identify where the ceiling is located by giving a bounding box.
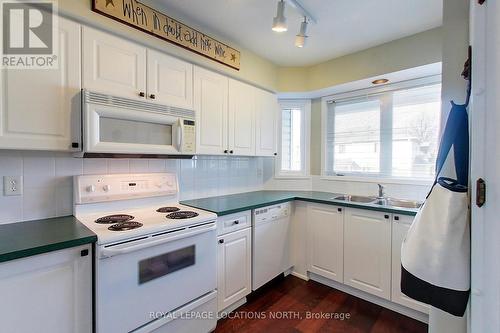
[146,0,443,67]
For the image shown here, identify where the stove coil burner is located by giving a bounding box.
[108,221,143,231]
[95,214,134,224]
[156,207,181,213]
[166,211,199,219]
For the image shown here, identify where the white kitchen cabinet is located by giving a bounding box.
[0,245,92,333]
[255,89,278,156]
[0,17,81,151]
[228,79,256,156]
[83,26,147,99]
[307,204,344,282]
[217,227,252,312]
[147,50,193,109]
[344,208,392,300]
[391,214,429,313]
[194,66,229,155]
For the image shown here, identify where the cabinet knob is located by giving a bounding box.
[71,142,79,148]
[224,150,228,154]
[139,92,145,97]
[233,220,239,225]
[218,239,224,244]
[384,214,390,219]
[149,94,156,99]
[80,249,89,257]
[229,150,234,154]
[274,152,277,156]
[337,208,342,212]
[394,216,399,221]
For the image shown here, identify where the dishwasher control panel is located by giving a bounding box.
[254,203,290,222]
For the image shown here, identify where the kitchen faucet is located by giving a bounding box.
[377,184,386,199]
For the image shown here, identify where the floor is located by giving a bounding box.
[215,275,428,333]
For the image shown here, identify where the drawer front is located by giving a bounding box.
[217,210,251,236]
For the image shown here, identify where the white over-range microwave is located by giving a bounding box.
[79,90,196,157]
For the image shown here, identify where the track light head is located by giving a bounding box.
[295,17,308,48]
[272,0,288,32]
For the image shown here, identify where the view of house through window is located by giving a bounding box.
[325,83,441,179]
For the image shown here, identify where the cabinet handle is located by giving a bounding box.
[149,94,156,99]
[139,92,145,97]
[233,220,239,225]
[71,142,79,148]
[224,150,228,154]
[384,214,390,219]
[274,152,277,156]
[218,239,224,244]
[80,249,89,257]
[337,208,342,212]
[229,150,234,154]
[394,216,400,221]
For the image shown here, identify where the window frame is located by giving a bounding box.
[320,76,441,185]
[275,99,311,178]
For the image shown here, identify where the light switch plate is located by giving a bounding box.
[3,176,23,196]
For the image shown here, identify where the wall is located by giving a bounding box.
[0,151,265,224]
[58,0,279,92]
[277,27,443,93]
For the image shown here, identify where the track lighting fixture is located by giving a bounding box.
[295,16,308,48]
[272,0,288,32]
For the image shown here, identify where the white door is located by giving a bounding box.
[147,50,193,109]
[0,17,81,151]
[255,89,278,156]
[194,66,228,155]
[307,204,344,283]
[0,245,92,333]
[217,228,252,311]
[391,214,429,313]
[344,208,392,299]
[82,26,146,99]
[228,79,255,156]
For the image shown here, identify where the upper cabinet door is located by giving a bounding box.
[147,50,193,109]
[228,79,255,156]
[0,17,81,151]
[344,208,392,300]
[255,89,278,156]
[82,27,146,99]
[194,66,228,155]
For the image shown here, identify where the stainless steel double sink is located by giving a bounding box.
[332,195,422,209]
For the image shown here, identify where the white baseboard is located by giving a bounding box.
[218,297,247,315]
[290,270,309,281]
[309,272,429,324]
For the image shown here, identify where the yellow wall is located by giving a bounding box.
[277,27,443,92]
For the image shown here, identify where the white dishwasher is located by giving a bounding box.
[252,202,291,290]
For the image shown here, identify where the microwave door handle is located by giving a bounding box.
[177,119,184,151]
[100,222,215,258]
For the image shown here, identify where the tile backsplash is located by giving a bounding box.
[0,151,266,224]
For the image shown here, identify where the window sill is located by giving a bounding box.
[319,175,433,186]
[274,175,312,180]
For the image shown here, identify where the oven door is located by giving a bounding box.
[95,224,217,333]
[84,102,184,155]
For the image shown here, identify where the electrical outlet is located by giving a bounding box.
[3,176,23,196]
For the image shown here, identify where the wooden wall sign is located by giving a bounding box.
[92,0,241,70]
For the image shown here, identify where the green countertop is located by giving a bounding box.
[0,216,97,263]
[181,191,419,217]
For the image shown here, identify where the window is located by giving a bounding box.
[277,100,310,177]
[324,83,441,180]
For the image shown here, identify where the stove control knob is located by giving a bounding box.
[103,185,111,192]
[86,185,96,193]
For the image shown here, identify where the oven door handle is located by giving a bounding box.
[100,222,215,258]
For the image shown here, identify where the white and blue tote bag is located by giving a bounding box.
[401,101,470,317]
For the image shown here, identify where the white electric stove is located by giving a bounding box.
[74,173,218,333]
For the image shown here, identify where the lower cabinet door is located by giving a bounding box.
[307,204,344,282]
[344,208,392,300]
[0,245,92,333]
[391,215,429,313]
[217,227,252,311]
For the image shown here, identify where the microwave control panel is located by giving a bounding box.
[182,120,196,154]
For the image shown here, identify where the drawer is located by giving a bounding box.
[217,210,251,236]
